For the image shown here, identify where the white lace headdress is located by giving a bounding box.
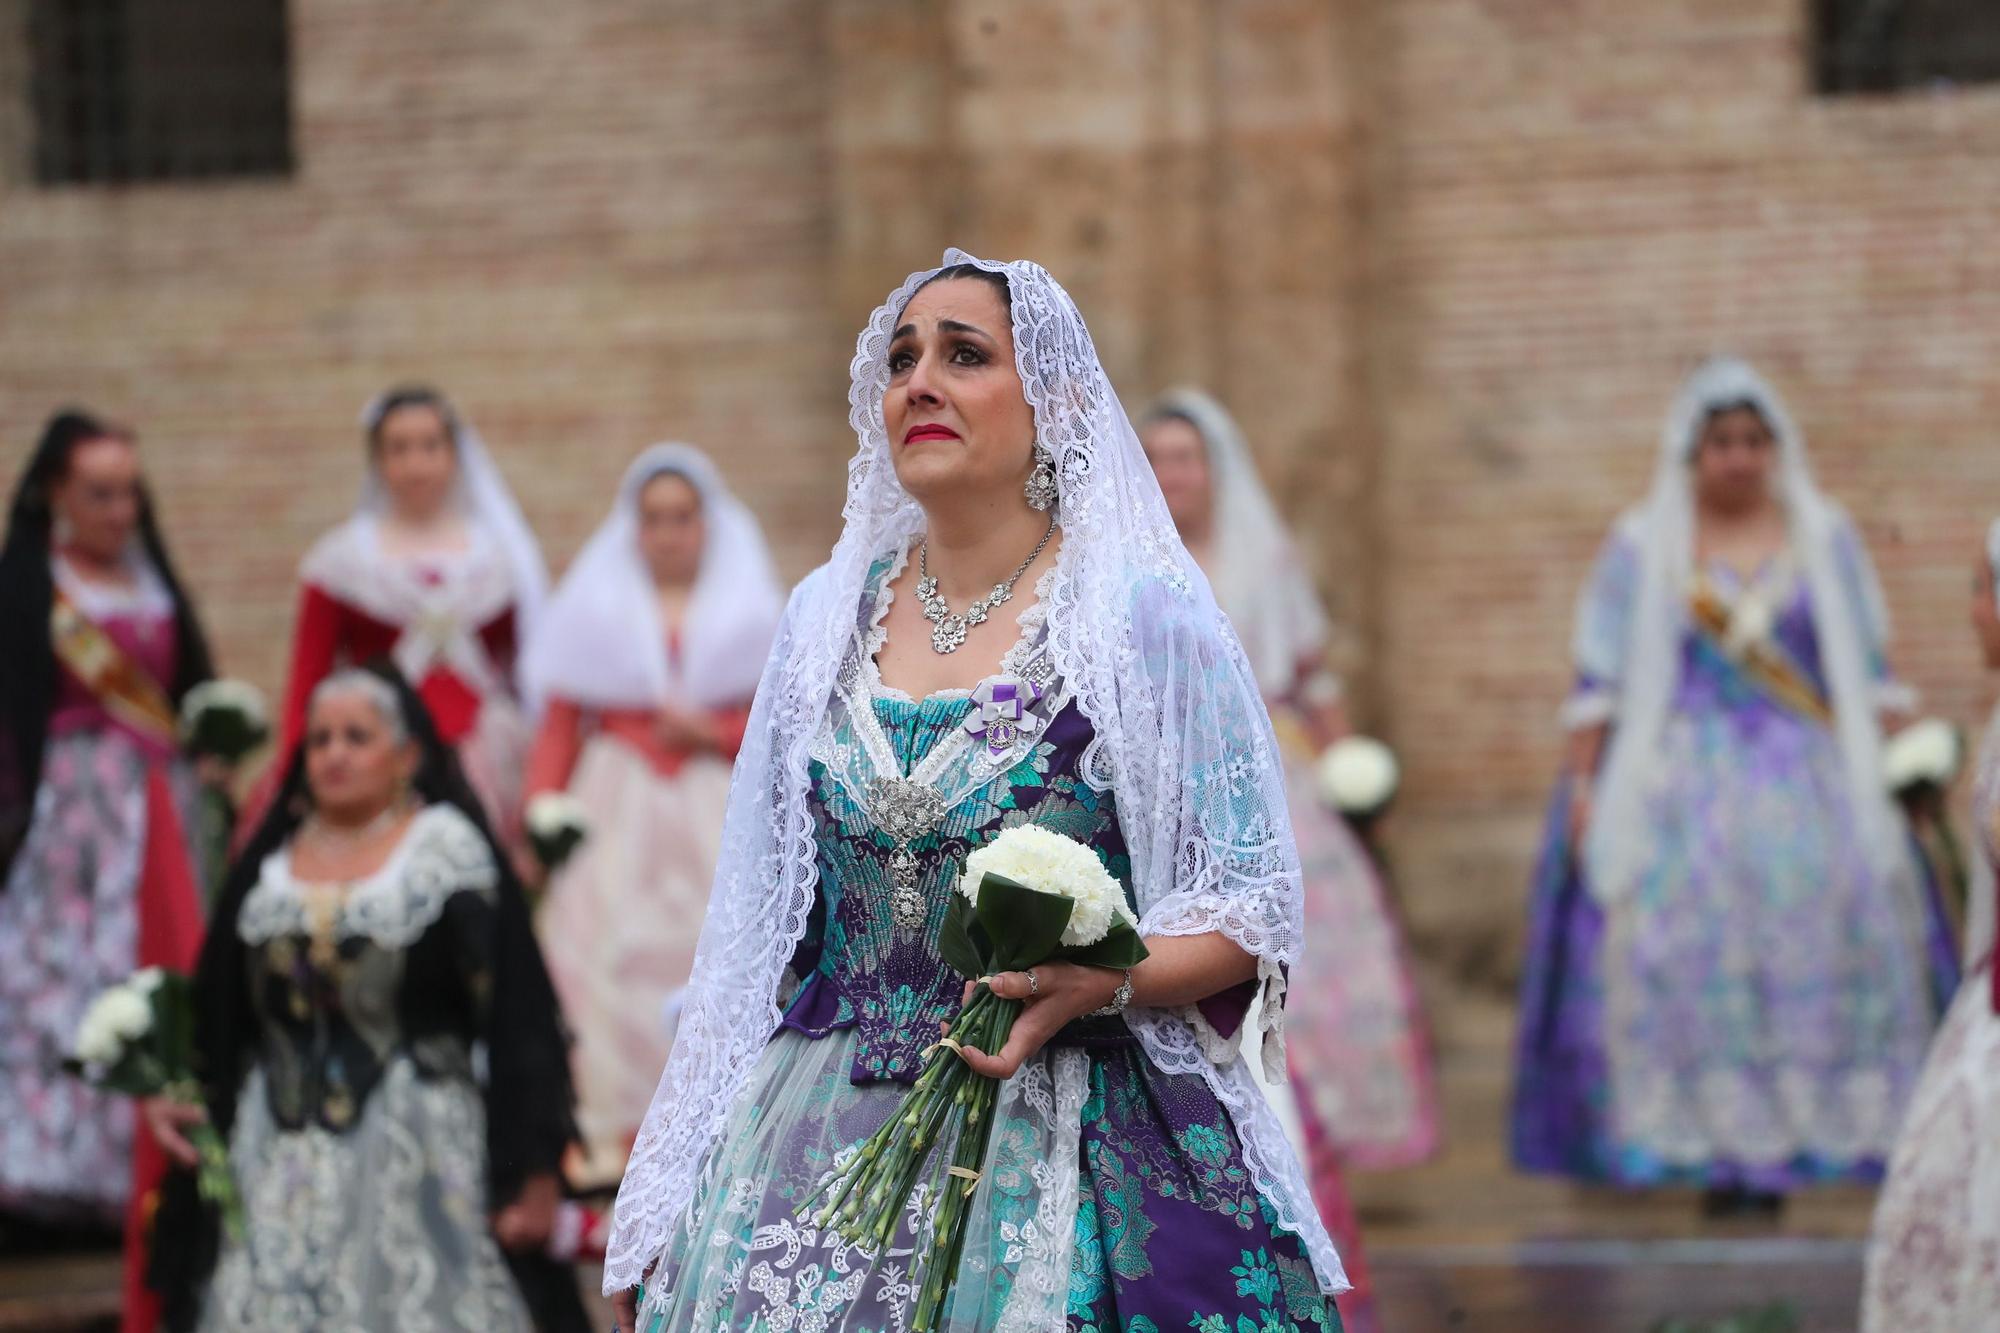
[522,443,783,712]
[295,392,552,710]
[1583,356,1907,905]
[604,250,1344,1297]
[1147,387,1330,697]
[353,391,550,647]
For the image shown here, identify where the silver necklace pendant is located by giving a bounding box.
[916,517,1056,656]
[866,776,947,934]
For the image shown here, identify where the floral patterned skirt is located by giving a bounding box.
[199,1060,532,1332]
[0,730,199,1221]
[1861,958,2000,1332]
[1281,749,1440,1172]
[639,1025,1343,1333]
[537,737,732,1188]
[1512,709,1957,1188]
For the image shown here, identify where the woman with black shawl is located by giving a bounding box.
[145,661,588,1333]
[0,410,214,1248]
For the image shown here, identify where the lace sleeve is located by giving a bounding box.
[1565,519,1641,727]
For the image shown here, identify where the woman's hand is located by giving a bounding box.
[1568,786,1594,847]
[611,1288,639,1333]
[141,1094,207,1169]
[951,964,1123,1081]
[655,704,718,753]
[492,1171,561,1252]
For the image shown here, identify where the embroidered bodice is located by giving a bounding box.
[236,805,500,1132]
[781,551,1136,1084]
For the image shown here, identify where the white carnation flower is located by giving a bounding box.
[1722,593,1778,662]
[1884,718,1962,791]
[958,824,1131,948]
[74,1007,124,1067]
[1317,737,1400,815]
[75,985,151,1065]
[131,967,166,996]
[179,678,270,729]
[526,792,589,839]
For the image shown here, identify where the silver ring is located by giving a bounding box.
[1026,968,1039,997]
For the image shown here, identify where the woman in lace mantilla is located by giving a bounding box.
[0,411,217,1333]
[144,663,586,1333]
[1511,358,1955,1205]
[1860,520,2000,1329]
[606,253,1347,1332]
[273,387,548,841]
[522,443,783,1188]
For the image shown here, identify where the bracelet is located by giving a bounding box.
[1088,968,1134,1018]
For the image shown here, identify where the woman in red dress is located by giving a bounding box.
[277,387,548,839]
[0,411,214,1328]
[521,444,783,1188]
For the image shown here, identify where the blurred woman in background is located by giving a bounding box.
[145,663,586,1333]
[1860,521,2000,1328]
[1140,387,1440,1173]
[1142,389,1440,1333]
[1513,357,1956,1212]
[0,411,213,1244]
[522,443,782,1189]
[274,387,547,840]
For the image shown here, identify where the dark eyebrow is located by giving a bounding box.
[889,319,992,342]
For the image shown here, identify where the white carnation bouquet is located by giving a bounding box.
[1885,717,1970,915]
[177,679,271,765]
[67,968,244,1239]
[804,823,1148,1330]
[1317,735,1401,821]
[525,791,590,873]
[1883,717,1964,794]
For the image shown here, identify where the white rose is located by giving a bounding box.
[1884,718,1962,791]
[1317,737,1400,815]
[959,824,1132,949]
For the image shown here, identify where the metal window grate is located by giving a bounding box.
[28,0,293,186]
[1814,0,2000,94]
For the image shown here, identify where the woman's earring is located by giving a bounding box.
[1024,446,1059,512]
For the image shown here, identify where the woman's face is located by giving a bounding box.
[1139,415,1213,537]
[372,404,458,523]
[1971,550,2000,670]
[881,277,1038,508]
[637,472,705,586]
[303,688,418,824]
[52,434,142,564]
[1691,406,1777,512]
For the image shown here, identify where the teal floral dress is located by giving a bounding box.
[639,556,1340,1333]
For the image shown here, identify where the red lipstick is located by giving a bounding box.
[904,423,962,444]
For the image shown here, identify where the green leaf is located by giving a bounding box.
[937,895,990,980]
[1054,919,1152,970]
[971,874,1075,972]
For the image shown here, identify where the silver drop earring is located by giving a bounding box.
[1024,445,1058,512]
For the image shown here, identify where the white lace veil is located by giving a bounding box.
[1583,357,1905,905]
[605,251,1344,1298]
[1965,519,2000,973]
[1144,387,1330,697]
[522,444,783,712]
[355,391,551,664]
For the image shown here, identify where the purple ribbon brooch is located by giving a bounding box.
[964,675,1046,758]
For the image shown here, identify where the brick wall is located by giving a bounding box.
[2,0,1996,997]
[1366,1,2000,978]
